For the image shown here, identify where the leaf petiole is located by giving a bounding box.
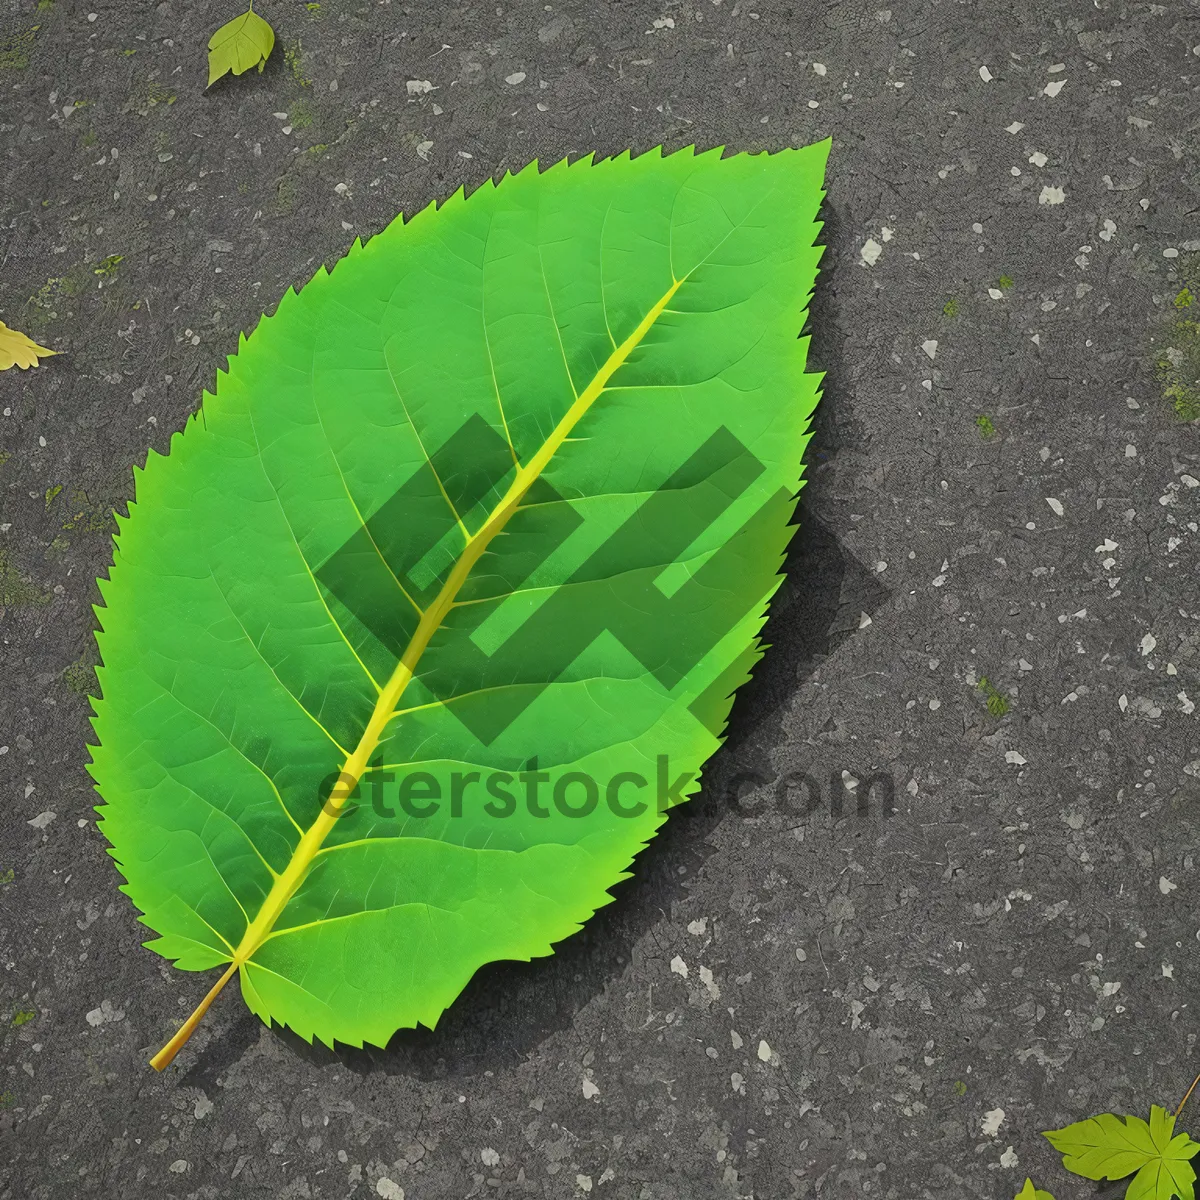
[149,961,238,1071]
[1176,1072,1200,1118]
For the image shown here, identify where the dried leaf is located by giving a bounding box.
[0,321,56,371]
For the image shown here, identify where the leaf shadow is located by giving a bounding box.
[188,196,889,1083]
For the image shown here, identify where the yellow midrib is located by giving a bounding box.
[150,273,683,1069]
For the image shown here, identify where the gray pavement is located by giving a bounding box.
[2,0,1200,1196]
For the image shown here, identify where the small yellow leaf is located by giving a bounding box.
[0,321,56,371]
[207,4,275,88]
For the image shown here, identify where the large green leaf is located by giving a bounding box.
[1044,1106,1200,1200]
[88,143,830,1064]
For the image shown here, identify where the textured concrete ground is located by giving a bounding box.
[3,0,1200,1197]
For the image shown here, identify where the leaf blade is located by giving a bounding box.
[0,321,56,370]
[91,144,832,1055]
[207,6,275,87]
[1044,1107,1200,1200]
[1014,1179,1055,1200]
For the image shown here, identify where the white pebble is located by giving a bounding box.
[981,1108,1006,1136]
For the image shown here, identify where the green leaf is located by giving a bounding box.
[207,3,274,87]
[89,144,830,1063]
[1044,1106,1200,1200]
[1014,1179,1054,1200]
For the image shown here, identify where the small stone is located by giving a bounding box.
[981,1108,1005,1136]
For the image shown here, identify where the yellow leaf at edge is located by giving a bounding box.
[207,5,275,88]
[0,321,56,371]
[1015,1178,1055,1200]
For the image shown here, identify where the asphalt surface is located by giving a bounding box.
[3,1,1200,1197]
